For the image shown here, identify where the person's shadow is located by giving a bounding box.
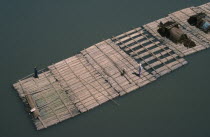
[132,72,139,77]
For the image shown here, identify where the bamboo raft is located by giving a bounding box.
[13,2,210,130]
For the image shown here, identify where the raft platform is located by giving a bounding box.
[13,2,210,130]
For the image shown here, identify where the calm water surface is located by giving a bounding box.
[0,0,210,137]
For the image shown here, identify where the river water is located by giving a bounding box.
[1,0,210,137]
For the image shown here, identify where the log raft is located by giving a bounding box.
[13,2,210,130]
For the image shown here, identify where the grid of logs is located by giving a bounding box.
[13,2,210,130]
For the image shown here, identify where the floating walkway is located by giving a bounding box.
[13,2,210,130]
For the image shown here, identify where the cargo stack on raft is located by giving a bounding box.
[13,2,210,130]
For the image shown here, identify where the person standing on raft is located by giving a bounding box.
[139,63,143,77]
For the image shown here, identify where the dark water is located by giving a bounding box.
[1,0,210,137]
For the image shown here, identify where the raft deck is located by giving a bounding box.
[13,2,210,130]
